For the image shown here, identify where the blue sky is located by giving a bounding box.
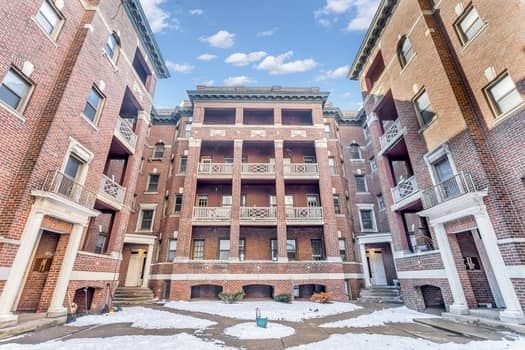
[139,0,379,111]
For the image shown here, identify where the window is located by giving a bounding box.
[239,239,246,261]
[104,32,120,61]
[222,195,232,207]
[167,239,177,261]
[139,209,154,231]
[333,194,342,214]
[339,239,346,261]
[178,156,188,173]
[324,123,332,138]
[240,194,247,207]
[456,5,484,43]
[328,157,337,175]
[270,239,278,261]
[197,195,208,207]
[184,123,192,138]
[132,49,152,88]
[306,194,320,207]
[350,144,361,159]
[432,156,460,198]
[162,197,168,217]
[377,194,385,210]
[35,0,62,37]
[363,123,369,139]
[219,239,230,260]
[173,194,183,214]
[303,155,316,164]
[397,36,415,67]
[287,240,297,260]
[284,195,294,207]
[486,73,522,115]
[311,239,324,261]
[95,232,107,254]
[355,175,367,192]
[192,239,205,260]
[359,207,376,231]
[0,69,32,111]
[370,157,377,173]
[413,90,435,127]
[153,143,164,159]
[147,174,159,192]
[269,195,277,207]
[82,86,104,123]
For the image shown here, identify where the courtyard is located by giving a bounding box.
[0,301,522,349]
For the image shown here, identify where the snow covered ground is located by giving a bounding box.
[67,306,216,329]
[164,300,361,322]
[320,306,436,328]
[0,334,235,350]
[287,333,525,350]
[224,322,295,339]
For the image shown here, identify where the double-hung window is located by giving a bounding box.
[0,69,32,112]
[287,239,297,260]
[456,5,484,44]
[219,239,230,260]
[311,239,324,261]
[270,239,278,261]
[147,174,159,192]
[192,239,205,260]
[413,90,435,127]
[167,239,177,261]
[139,209,154,231]
[104,33,120,61]
[173,194,183,214]
[35,0,62,38]
[82,86,104,123]
[486,73,522,116]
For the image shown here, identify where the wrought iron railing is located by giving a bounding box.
[240,207,277,221]
[40,170,95,208]
[391,176,419,203]
[241,163,275,175]
[115,116,137,149]
[380,119,405,151]
[285,207,323,221]
[99,174,126,204]
[197,163,233,175]
[421,172,477,209]
[283,163,319,176]
[192,207,231,220]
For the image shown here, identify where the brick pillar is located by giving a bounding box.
[229,140,243,260]
[274,140,288,260]
[176,139,201,260]
[235,107,243,124]
[315,140,339,260]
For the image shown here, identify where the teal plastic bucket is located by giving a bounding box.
[256,317,268,328]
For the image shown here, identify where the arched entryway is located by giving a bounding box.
[191,284,223,299]
[421,285,445,311]
[294,284,326,299]
[242,285,274,299]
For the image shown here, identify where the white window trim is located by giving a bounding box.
[173,194,183,215]
[455,5,487,48]
[136,203,157,232]
[81,84,105,128]
[413,88,437,130]
[424,144,459,186]
[145,173,160,194]
[357,203,378,232]
[0,68,35,122]
[483,71,524,119]
[61,137,94,187]
[167,239,177,261]
[355,174,369,193]
[32,0,64,43]
[178,156,188,174]
[377,195,385,211]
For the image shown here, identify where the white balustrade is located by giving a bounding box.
[285,207,323,221]
[283,163,319,176]
[240,207,277,221]
[99,174,126,204]
[241,163,275,175]
[380,119,405,151]
[115,116,137,150]
[193,207,231,221]
[391,176,419,203]
[198,163,233,175]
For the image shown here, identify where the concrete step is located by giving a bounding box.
[112,299,155,305]
[359,296,403,304]
[113,287,154,305]
[414,318,512,341]
[442,312,525,335]
[114,291,153,297]
[360,290,400,297]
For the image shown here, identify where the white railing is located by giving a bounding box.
[115,116,137,149]
[286,207,323,221]
[380,119,405,151]
[198,163,233,175]
[283,163,319,177]
[391,176,419,203]
[241,163,275,176]
[421,172,477,209]
[40,170,95,207]
[99,174,126,204]
[192,207,231,221]
[240,207,277,221]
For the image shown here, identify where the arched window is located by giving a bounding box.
[397,36,414,68]
[104,31,121,61]
[153,142,165,159]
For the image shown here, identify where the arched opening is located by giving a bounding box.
[242,284,274,299]
[421,285,445,310]
[295,284,326,299]
[397,35,415,68]
[73,287,97,314]
[191,284,223,299]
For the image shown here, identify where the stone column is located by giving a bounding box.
[229,139,243,260]
[433,223,469,314]
[141,242,155,288]
[274,140,288,260]
[0,210,44,327]
[47,223,86,317]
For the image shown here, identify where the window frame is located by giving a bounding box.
[104,31,121,63]
[357,204,377,232]
[412,89,436,128]
[377,194,386,211]
[152,143,165,159]
[167,239,177,261]
[397,36,415,68]
[173,194,183,214]
[270,239,278,261]
[192,239,205,260]
[82,84,105,125]
[349,144,361,160]
[218,239,230,260]
[483,71,523,117]
[34,0,64,40]
[178,155,188,174]
[355,174,368,193]
[333,194,343,214]
[311,239,324,261]
[454,4,485,45]
[328,156,337,175]
[0,67,34,115]
[138,207,155,232]
[146,173,160,193]
[339,238,347,261]
[287,239,297,260]
[239,238,246,261]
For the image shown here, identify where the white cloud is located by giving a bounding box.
[224,76,255,86]
[346,0,379,31]
[189,9,203,16]
[325,0,352,14]
[225,51,268,66]
[166,61,194,73]
[342,91,353,98]
[314,0,379,31]
[197,53,217,61]
[199,80,215,86]
[318,18,331,27]
[315,65,349,81]
[257,51,317,75]
[257,27,278,37]
[200,30,235,48]
[139,0,175,33]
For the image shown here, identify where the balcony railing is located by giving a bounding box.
[40,170,95,208]
[240,207,277,221]
[421,172,477,209]
[197,163,233,175]
[98,174,126,204]
[283,163,319,177]
[286,207,323,221]
[193,207,231,221]
[391,176,419,203]
[241,163,275,176]
[380,119,405,152]
[115,116,137,150]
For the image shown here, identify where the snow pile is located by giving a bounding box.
[164,300,361,322]
[224,322,295,339]
[288,333,525,350]
[0,334,235,350]
[320,306,436,328]
[67,306,216,329]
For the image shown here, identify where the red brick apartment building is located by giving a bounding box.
[124,87,364,302]
[0,0,169,327]
[348,0,525,323]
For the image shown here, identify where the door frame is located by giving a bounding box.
[367,248,388,286]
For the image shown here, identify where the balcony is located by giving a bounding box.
[284,163,319,178]
[114,117,138,153]
[197,163,233,178]
[421,172,477,209]
[241,163,275,178]
[240,207,277,224]
[97,174,126,210]
[286,207,323,224]
[38,170,96,208]
[391,176,420,210]
[380,119,406,154]
[192,207,231,224]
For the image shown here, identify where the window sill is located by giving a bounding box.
[493,102,525,127]
[135,229,154,234]
[459,22,488,53]
[31,16,59,47]
[150,157,164,161]
[144,192,159,195]
[80,113,100,131]
[0,101,26,123]
[350,159,365,162]
[356,192,370,195]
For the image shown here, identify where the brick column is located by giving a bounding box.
[229,139,243,260]
[315,140,340,260]
[235,107,243,125]
[176,139,201,260]
[274,140,288,260]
